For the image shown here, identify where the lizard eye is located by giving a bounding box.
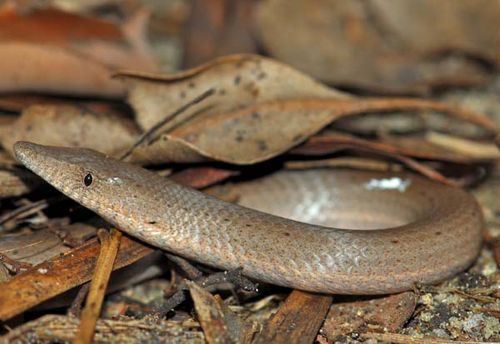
[83,173,93,187]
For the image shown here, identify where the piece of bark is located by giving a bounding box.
[253,290,333,344]
[187,280,233,344]
[322,292,417,340]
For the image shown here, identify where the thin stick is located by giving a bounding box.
[73,228,122,344]
[119,88,215,160]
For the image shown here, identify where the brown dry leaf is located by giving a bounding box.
[0,6,158,97]
[256,0,497,93]
[73,9,158,72]
[370,0,500,63]
[118,54,347,130]
[0,5,158,71]
[126,98,496,165]
[0,42,124,97]
[0,104,140,158]
[0,223,96,268]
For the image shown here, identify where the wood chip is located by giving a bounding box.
[187,280,233,344]
[253,290,333,344]
[322,292,417,339]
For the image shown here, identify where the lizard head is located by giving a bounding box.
[14,141,161,226]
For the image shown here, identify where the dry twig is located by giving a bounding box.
[74,228,122,344]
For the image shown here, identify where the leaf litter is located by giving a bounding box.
[0,4,499,343]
